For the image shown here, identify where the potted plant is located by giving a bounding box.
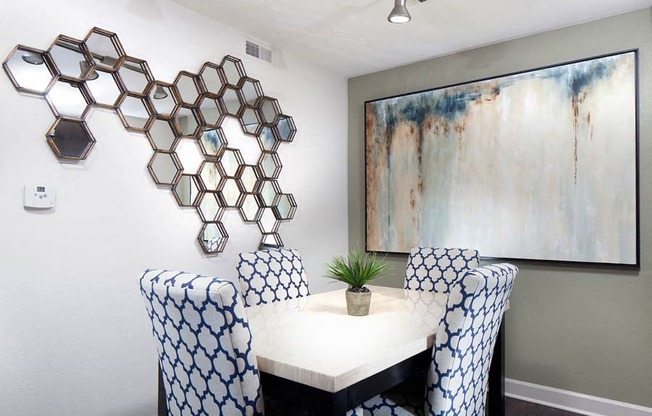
[324,249,390,316]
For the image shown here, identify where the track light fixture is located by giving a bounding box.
[388,0,411,24]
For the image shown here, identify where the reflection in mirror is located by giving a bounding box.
[199,161,220,191]
[218,178,243,208]
[172,174,201,207]
[257,207,279,233]
[260,233,283,249]
[218,148,244,178]
[199,128,227,159]
[273,193,297,220]
[275,115,296,142]
[257,126,279,152]
[46,118,96,160]
[240,165,260,193]
[84,28,125,71]
[175,138,204,174]
[147,82,178,117]
[118,56,152,94]
[256,179,280,207]
[220,55,245,87]
[146,118,179,151]
[85,68,123,108]
[197,191,223,222]
[3,46,55,95]
[199,62,224,95]
[46,79,93,119]
[117,93,154,132]
[221,115,259,164]
[48,36,95,81]
[220,86,242,116]
[239,193,260,222]
[175,106,200,137]
[173,72,201,107]
[198,221,228,254]
[240,77,263,105]
[259,97,281,124]
[258,152,282,179]
[198,95,223,128]
[240,105,261,136]
[148,151,182,186]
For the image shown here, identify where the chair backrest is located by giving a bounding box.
[405,247,480,293]
[425,263,517,416]
[140,269,263,416]
[237,248,310,307]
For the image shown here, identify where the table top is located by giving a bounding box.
[246,285,446,393]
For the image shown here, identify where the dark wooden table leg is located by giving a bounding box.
[488,320,506,416]
[158,363,168,416]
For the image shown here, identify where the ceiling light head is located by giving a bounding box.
[22,52,45,65]
[388,0,411,24]
[79,61,99,80]
[153,85,168,100]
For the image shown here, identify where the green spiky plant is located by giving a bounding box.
[324,249,390,292]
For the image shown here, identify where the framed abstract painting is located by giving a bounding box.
[365,50,639,267]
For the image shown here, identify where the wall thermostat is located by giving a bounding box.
[24,184,56,209]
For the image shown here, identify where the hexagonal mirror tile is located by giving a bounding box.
[199,128,227,159]
[47,35,96,81]
[85,68,123,109]
[46,118,95,160]
[196,191,224,222]
[198,161,220,192]
[117,93,155,132]
[146,118,179,151]
[220,55,245,87]
[274,114,297,142]
[258,96,281,124]
[239,77,263,105]
[218,177,244,208]
[220,86,243,117]
[256,179,281,207]
[257,126,280,152]
[257,206,280,234]
[199,62,225,95]
[198,221,228,254]
[118,56,153,94]
[240,105,262,136]
[175,137,204,174]
[84,27,125,71]
[175,105,201,138]
[273,193,297,220]
[46,78,93,119]
[218,148,245,178]
[147,81,178,117]
[240,165,261,193]
[260,233,283,249]
[172,174,201,207]
[239,193,261,223]
[258,152,282,179]
[173,71,202,107]
[198,95,224,128]
[147,151,182,186]
[3,46,56,95]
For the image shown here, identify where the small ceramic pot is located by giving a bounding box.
[345,288,372,316]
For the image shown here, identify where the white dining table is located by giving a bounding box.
[246,285,447,415]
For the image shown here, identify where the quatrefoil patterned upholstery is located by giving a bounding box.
[140,269,264,416]
[237,248,310,307]
[359,263,518,416]
[404,247,480,293]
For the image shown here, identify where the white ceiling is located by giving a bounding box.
[170,0,652,78]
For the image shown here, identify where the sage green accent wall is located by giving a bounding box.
[348,9,652,407]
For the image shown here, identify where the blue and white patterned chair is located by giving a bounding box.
[140,269,264,416]
[359,263,518,416]
[237,248,310,307]
[404,247,480,293]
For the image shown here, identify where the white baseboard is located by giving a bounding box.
[505,378,652,416]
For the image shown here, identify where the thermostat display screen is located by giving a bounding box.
[37,186,45,192]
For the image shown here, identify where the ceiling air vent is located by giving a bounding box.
[245,40,272,64]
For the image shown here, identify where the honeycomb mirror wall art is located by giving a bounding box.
[3,27,298,255]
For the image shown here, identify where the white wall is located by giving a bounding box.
[0,0,349,415]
